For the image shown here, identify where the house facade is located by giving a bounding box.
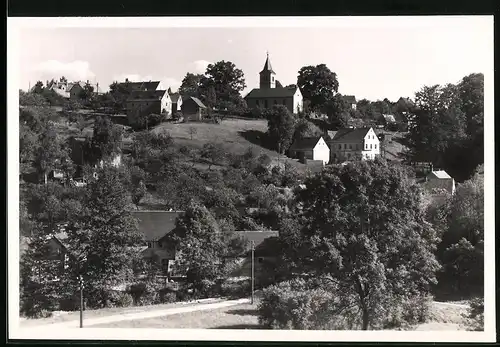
[288,136,330,165]
[244,53,303,114]
[168,88,183,115]
[181,96,207,121]
[328,127,380,162]
[47,80,102,99]
[126,90,171,126]
[132,210,184,275]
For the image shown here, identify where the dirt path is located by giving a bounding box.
[23,298,251,329]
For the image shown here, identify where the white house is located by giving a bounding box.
[328,127,380,162]
[424,170,456,195]
[288,136,330,165]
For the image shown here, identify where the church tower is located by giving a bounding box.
[259,52,276,89]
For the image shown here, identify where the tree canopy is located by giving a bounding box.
[297,64,339,111]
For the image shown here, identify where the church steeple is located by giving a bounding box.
[259,51,276,89]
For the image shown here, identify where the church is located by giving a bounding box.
[244,53,303,115]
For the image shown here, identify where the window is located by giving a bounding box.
[264,100,268,108]
[349,144,352,149]
[283,99,286,105]
[131,103,135,107]
[365,144,368,150]
[272,76,274,82]
[256,100,260,107]
[344,144,347,149]
[258,257,264,264]
[274,100,278,105]
[374,144,377,149]
[147,242,152,248]
[370,144,372,149]
[338,144,341,150]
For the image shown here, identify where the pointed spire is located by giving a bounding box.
[260,51,275,74]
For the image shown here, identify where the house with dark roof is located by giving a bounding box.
[132,210,184,274]
[168,87,183,115]
[288,136,330,165]
[328,127,380,162]
[244,53,303,114]
[343,95,357,110]
[117,79,161,93]
[181,96,207,121]
[126,89,171,126]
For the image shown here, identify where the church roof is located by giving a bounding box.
[260,54,275,74]
[245,87,298,99]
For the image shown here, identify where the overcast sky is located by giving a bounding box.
[16,16,492,101]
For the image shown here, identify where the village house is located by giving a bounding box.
[288,136,330,166]
[47,80,103,100]
[244,53,303,114]
[126,90,171,126]
[343,95,357,110]
[328,127,380,162]
[424,170,456,196]
[181,96,207,121]
[132,210,184,275]
[117,79,161,93]
[168,88,183,115]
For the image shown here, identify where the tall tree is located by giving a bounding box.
[64,166,143,307]
[288,159,440,330]
[179,73,204,98]
[91,116,123,162]
[293,118,323,141]
[33,125,71,184]
[266,105,297,154]
[32,81,44,94]
[199,60,246,109]
[297,64,339,111]
[325,93,350,128]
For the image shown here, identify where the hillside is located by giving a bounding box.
[148,118,309,172]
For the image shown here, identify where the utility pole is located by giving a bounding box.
[251,240,255,305]
[79,275,84,328]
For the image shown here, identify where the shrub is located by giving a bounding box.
[257,278,341,330]
[162,292,178,304]
[108,291,134,308]
[382,294,433,329]
[20,281,59,318]
[464,297,484,331]
[221,279,251,299]
[128,282,162,306]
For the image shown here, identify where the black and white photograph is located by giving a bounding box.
[8,16,495,342]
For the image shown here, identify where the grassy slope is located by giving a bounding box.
[150,119,308,172]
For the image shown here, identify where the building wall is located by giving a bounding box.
[362,128,380,159]
[426,177,456,195]
[181,99,204,121]
[312,139,330,165]
[260,71,276,89]
[126,100,161,125]
[293,89,304,113]
[246,96,296,114]
[160,94,171,116]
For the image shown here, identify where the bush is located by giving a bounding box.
[257,278,341,330]
[161,292,178,304]
[108,291,134,308]
[20,281,59,318]
[128,282,162,306]
[464,297,484,331]
[220,279,251,299]
[382,294,433,329]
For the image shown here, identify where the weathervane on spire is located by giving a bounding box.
[266,50,269,58]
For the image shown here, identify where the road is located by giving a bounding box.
[23,298,251,329]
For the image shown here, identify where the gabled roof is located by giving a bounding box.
[118,81,160,92]
[67,82,85,92]
[289,137,323,151]
[131,211,184,242]
[343,95,357,104]
[128,90,167,101]
[184,96,207,108]
[260,54,275,74]
[245,87,298,99]
[428,170,452,179]
[330,127,373,143]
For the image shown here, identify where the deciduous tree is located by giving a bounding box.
[297,64,339,111]
[265,105,296,154]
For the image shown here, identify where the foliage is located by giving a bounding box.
[19,90,49,107]
[200,142,226,169]
[325,93,350,128]
[403,74,484,182]
[33,124,72,183]
[297,64,339,111]
[464,297,484,331]
[293,118,323,141]
[179,73,204,98]
[265,105,296,154]
[63,166,143,308]
[92,116,124,160]
[107,291,134,308]
[434,172,484,296]
[283,159,441,330]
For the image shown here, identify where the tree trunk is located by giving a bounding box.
[361,306,369,330]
